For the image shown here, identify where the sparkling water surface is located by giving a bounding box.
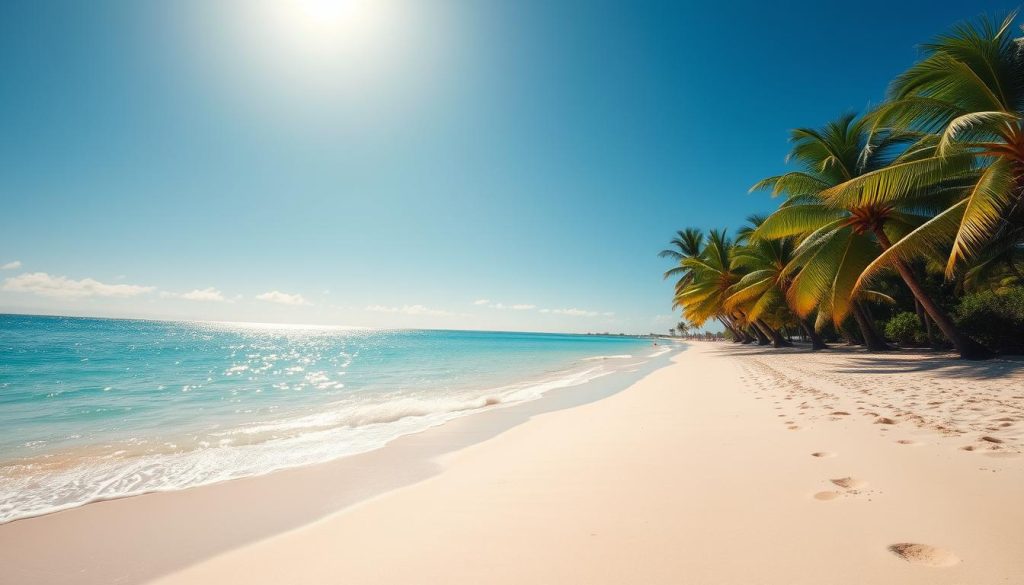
[0,314,664,522]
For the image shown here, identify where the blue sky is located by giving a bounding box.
[0,0,1017,333]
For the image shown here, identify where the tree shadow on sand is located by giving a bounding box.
[706,342,1023,381]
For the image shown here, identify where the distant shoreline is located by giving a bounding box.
[0,311,660,338]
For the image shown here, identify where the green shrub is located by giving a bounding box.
[955,288,1024,354]
[884,312,926,346]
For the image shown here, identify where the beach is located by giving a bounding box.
[2,341,1022,584]
[5,4,1024,585]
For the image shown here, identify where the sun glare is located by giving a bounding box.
[184,0,455,132]
[202,0,431,110]
[262,0,399,61]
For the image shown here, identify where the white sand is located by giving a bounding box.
[142,342,1024,584]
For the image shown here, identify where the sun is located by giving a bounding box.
[262,0,398,61]
[189,0,450,124]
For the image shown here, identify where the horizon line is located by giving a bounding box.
[0,310,666,338]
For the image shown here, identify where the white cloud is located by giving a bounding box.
[2,272,154,298]
[182,288,227,302]
[161,287,229,302]
[475,300,537,311]
[366,304,453,316]
[545,307,600,317]
[1,260,21,270]
[256,291,310,306]
[557,308,596,316]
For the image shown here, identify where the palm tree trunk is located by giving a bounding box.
[799,318,829,350]
[852,301,890,351]
[738,330,754,344]
[729,314,757,344]
[841,321,862,346]
[913,299,938,347]
[750,324,770,345]
[721,323,738,343]
[872,229,989,359]
[718,317,744,343]
[755,319,792,348]
[737,325,754,344]
[721,316,749,343]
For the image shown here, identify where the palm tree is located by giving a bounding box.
[726,233,829,350]
[839,13,1024,283]
[659,228,706,289]
[676,229,796,347]
[674,229,754,342]
[751,113,987,357]
[736,213,767,244]
[664,229,748,342]
[960,229,1024,293]
[676,320,691,337]
[817,14,1024,357]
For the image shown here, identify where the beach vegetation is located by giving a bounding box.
[955,287,1024,353]
[663,11,1024,357]
[883,312,928,347]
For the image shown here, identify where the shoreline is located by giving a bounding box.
[0,318,671,526]
[0,344,678,585]
[4,342,1023,584]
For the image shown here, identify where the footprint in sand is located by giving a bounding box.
[874,417,897,425]
[896,439,923,446]
[830,477,868,490]
[811,452,836,458]
[984,451,1020,459]
[887,543,960,567]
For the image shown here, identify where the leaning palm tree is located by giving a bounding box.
[674,229,754,342]
[752,113,986,357]
[679,229,796,346]
[726,235,829,349]
[751,115,898,350]
[840,12,1024,283]
[665,229,742,341]
[659,228,706,289]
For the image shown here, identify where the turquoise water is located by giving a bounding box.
[0,314,668,522]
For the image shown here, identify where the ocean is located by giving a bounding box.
[0,314,671,523]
